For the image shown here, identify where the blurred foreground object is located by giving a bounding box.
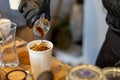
[6,70,27,80]
[70,0,83,44]
[103,67,120,80]
[0,68,6,80]
[38,71,54,80]
[66,64,104,80]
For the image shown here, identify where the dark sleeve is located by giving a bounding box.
[102,0,120,32]
[102,0,120,19]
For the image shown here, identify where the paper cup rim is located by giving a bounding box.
[27,40,53,53]
[0,18,11,25]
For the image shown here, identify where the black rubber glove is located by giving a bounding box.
[18,0,50,28]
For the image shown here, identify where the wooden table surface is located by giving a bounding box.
[1,39,70,80]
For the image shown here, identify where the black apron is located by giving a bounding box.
[96,28,120,68]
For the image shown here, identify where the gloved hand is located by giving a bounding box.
[18,0,50,28]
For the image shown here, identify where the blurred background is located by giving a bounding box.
[0,0,108,66]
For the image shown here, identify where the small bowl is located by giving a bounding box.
[6,69,27,80]
[103,67,120,80]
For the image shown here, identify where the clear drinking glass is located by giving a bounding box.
[0,19,11,66]
[0,22,19,67]
[33,14,50,38]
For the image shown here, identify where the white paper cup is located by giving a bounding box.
[0,18,11,24]
[27,40,53,80]
[9,0,21,10]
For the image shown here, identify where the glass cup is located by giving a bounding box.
[103,67,120,80]
[33,14,50,38]
[66,64,105,80]
[0,18,11,65]
[0,22,19,67]
[27,40,53,80]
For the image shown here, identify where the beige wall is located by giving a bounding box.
[16,27,35,42]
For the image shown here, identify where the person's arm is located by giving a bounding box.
[102,0,120,18]
[102,0,120,34]
[18,0,50,28]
